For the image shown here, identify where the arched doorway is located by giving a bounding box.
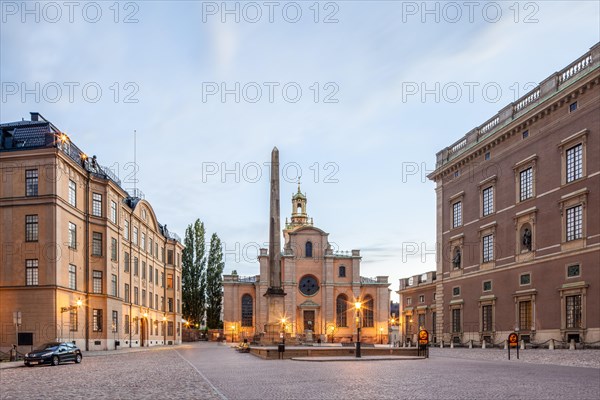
[141,318,147,346]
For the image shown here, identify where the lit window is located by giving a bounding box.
[93,309,103,332]
[363,297,374,327]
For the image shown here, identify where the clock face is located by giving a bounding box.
[299,275,319,296]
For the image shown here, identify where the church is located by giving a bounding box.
[222,148,390,343]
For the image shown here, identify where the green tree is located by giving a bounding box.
[181,219,206,327]
[206,233,224,329]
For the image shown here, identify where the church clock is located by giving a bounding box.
[299,275,319,296]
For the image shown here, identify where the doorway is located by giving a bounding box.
[303,310,315,332]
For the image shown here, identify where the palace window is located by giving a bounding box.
[483,281,492,292]
[168,298,173,312]
[68,180,76,207]
[419,295,424,303]
[134,287,139,305]
[452,308,461,333]
[569,101,578,113]
[26,259,39,286]
[92,232,102,256]
[142,261,146,280]
[305,241,313,258]
[111,274,118,297]
[338,266,346,277]
[142,290,146,307]
[566,205,582,241]
[566,144,582,183]
[520,167,533,201]
[149,266,153,282]
[134,257,139,276]
[566,295,582,329]
[167,274,173,289]
[522,130,529,139]
[69,264,77,290]
[482,187,493,216]
[452,287,460,296]
[112,311,118,333]
[519,300,532,331]
[452,201,462,228]
[418,314,425,330]
[124,284,130,303]
[168,250,174,265]
[482,234,494,263]
[363,296,374,328]
[141,233,146,252]
[92,193,102,217]
[133,227,138,245]
[336,294,348,327]
[93,309,103,332]
[482,305,493,332]
[520,273,531,286]
[567,264,580,278]
[125,315,130,334]
[124,220,130,241]
[93,270,102,293]
[25,169,38,196]
[25,215,38,242]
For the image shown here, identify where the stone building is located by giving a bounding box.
[399,43,600,346]
[0,113,184,352]
[223,152,390,343]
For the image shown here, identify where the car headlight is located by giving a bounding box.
[25,353,29,357]
[42,352,54,357]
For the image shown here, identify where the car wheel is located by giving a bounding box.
[25,362,32,367]
[51,356,60,366]
[75,354,82,363]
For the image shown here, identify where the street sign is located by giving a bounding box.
[418,329,429,345]
[508,332,518,347]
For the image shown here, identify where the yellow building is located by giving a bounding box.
[223,184,390,343]
[0,113,184,352]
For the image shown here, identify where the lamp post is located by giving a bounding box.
[163,315,167,345]
[379,327,383,344]
[355,301,362,358]
[230,324,236,343]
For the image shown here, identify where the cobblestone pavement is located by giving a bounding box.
[0,347,221,400]
[177,343,600,400]
[429,347,600,368]
[1,343,598,400]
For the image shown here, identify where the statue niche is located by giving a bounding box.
[452,247,461,269]
[521,225,532,252]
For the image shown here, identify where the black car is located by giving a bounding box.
[24,342,83,367]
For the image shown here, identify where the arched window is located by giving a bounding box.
[241,295,253,327]
[363,296,374,327]
[305,241,313,258]
[297,202,302,213]
[336,294,348,327]
[338,266,346,277]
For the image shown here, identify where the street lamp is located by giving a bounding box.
[60,301,81,342]
[280,318,287,344]
[163,316,167,345]
[355,301,362,358]
[230,324,236,343]
[379,327,384,344]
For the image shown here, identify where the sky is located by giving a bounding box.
[1,1,599,300]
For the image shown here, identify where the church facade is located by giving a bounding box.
[223,184,390,343]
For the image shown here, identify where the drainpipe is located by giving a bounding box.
[84,167,90,351]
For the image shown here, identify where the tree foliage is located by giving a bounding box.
[206,233,225,329]
[182,219,206,326]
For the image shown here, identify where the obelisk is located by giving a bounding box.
[265,147,285,340]
[266,147,284,295]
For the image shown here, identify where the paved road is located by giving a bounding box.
[1,343,599,399]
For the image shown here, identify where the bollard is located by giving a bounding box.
[439,340,443,348]
[469,340,473,349]
[450,341,454,349]
[569,339,575,350]
[549,339,555,350]
[482,340,486,349]
[520,339,525,350]
[504,340,508,350]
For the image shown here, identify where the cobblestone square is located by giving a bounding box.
[1,343,599,400]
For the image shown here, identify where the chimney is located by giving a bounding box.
[30,112,40,121]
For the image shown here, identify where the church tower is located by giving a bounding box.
[287,181,313,229]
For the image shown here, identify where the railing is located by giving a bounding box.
[127,187,145,199]
[435,44,598,170]
[558,54,593,84]
[238,276,257,283]
[513,88,540,113]
[166,231,181,243]
[360,276,377,284]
